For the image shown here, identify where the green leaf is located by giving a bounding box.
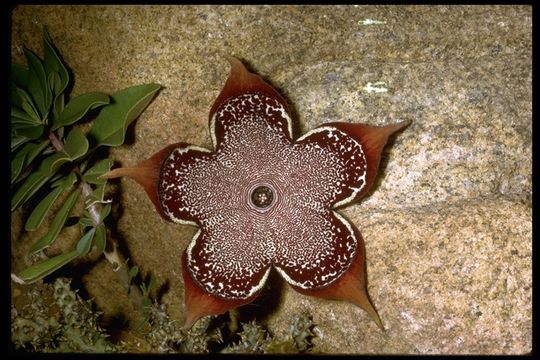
[129,266,139,279]
[53,92,110,130]
[53,93,65,121]
[11,63,29,88]
[43,29,69,97]
[11,107,38,126]
[12,250,79,285]
[63,127,89,160]
[11,140,51,185]
[40,152,70,177]
[11,170,51,211]
[50,171,77,188]
[29,188,81,254]
[79,212,95,233]
[89,83,160,147]
[85,183,107,208]
[35,129,89,177]
[14,86,42,123]
[76,227,96,255]
[82,159,113,184]
[11,135,31,153]
[24,48,51,119]
[99,203,112,223]
[27,139,51,162]
[24,186,65,232]
[11,143,34,184]
[48,72,62,97]
[25,174,77,231]
[94,225,106,252]
[12,123,44,141]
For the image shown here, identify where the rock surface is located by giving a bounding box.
[11,5,531,354]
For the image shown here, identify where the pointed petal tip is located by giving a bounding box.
[387,118,412,133]
[181,251,254,330]
[375,119,412,139]
[225,54,242,67]
[289,231,385,331]
[210,56,289,119]
[99,167,135,180]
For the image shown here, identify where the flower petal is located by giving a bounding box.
[159,144,213,225]
[186,224,273,300]
[181,250,256,329]
[287,223,384,331]
[273,208,357,291]
[101,143,184,220]
[294,126,368,208]
[325,121,412,205]
[209,58,293,149]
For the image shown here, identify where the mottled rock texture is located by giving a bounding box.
[11,5,531,354]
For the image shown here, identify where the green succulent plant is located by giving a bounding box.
[10,29,160,284]
[11,278,121,352]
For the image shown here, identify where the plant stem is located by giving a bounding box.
[49,131,64,152]
[50,129,145,310]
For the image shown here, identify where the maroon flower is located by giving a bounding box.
[105,58,410,330]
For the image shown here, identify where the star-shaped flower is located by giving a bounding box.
[105,58,410,330]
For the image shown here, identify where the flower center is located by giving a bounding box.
[250,185,274,208]
[246,182,279,213]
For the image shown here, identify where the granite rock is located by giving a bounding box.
[11,5,531,354]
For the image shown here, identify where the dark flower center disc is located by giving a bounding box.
[250,185,274,209]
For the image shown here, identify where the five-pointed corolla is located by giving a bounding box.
[104,57,410,330]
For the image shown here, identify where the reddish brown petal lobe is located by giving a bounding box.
[181,251,259,329]
[291,226,384,331]
[209,56,289,120]
[101,143,184,220]
[327,121,411,203]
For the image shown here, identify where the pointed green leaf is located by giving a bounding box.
[63,127,89,161]
[11,143,34,182]
[129,265,139,279]
[15,86,42,123]
[40,152,70,176]
[48,72,62,97]
[24,186,65,232]
[11,107,38,125]
[53,92,110,130]
[76,227,96,255]
[51,172,77,188]
[82,159,113,184]
[11,140,51,185]
[43,29,69,96]
[11,135,30,152]
[11,170,51,211]
[13,250,80,284]
[53,93,65,121]
[89,83,160,147]
[79,211,95,233]
[24,48,51,119]
[11,83,24,109]
[12,123,44,141]
[25,174,77,231]
[94,225,106,252]
[29,188,81,254]
[11,63,29,88]
[27,139,51,162]
[99,203,112,223]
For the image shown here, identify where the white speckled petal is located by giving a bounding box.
[273,208,357,289]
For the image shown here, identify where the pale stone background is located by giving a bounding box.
[11,5,531,354]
